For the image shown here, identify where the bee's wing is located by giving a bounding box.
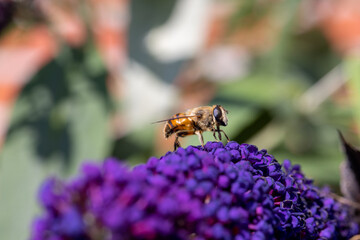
[151,115,198,124]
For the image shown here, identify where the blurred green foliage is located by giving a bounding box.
[0,44,112,239]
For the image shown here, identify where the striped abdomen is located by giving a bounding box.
[164,113,196,138]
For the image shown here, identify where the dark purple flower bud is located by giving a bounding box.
[291,216,299,228]
[305,217,316,234]
[186,178,198,191]
[226,141,240,150]
[218,175,230,188]
[82,162,101,181]
[284,176,294,188]
[187,155,202,169]
[225,167,239,180]
[194,180,213,197]
[158,196,178,216]
[147,156,159,169]
[204,141,224,152]
[212,223,230,239]
[274,182,286,195]
[320,225,335,239]
[213,148,230,160]
[161,165,178,177]
[31,217,48,240]
[276,208,291,224]
[251,230,266,240]
[38,178,64,210]
[282,159,292,172]
[52,207,85,237]
[285,190,298,202]
[262,197,274,208]
[303,188,320,200]
[229,207,249,222]
[217,206,229,222]
[148,175,169,188]
[204,200,221,217]
[229,149,241,161]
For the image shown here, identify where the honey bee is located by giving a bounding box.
[154,105,230,150]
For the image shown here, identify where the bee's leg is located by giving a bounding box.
[219,130,230,142]
[174,130,193,150]
[212,130,219,141]
[174,136,181,150]
[217,126,222,141]
[196,131,205,148]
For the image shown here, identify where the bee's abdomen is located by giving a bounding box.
[164,113,194,138]
[164,121,173,138]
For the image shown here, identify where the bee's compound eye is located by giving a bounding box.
[214,105,227,126]
[213,106,222,121]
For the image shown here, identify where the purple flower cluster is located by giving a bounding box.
[31,141,358,240]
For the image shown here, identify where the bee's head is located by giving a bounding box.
[213,105,228,126]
